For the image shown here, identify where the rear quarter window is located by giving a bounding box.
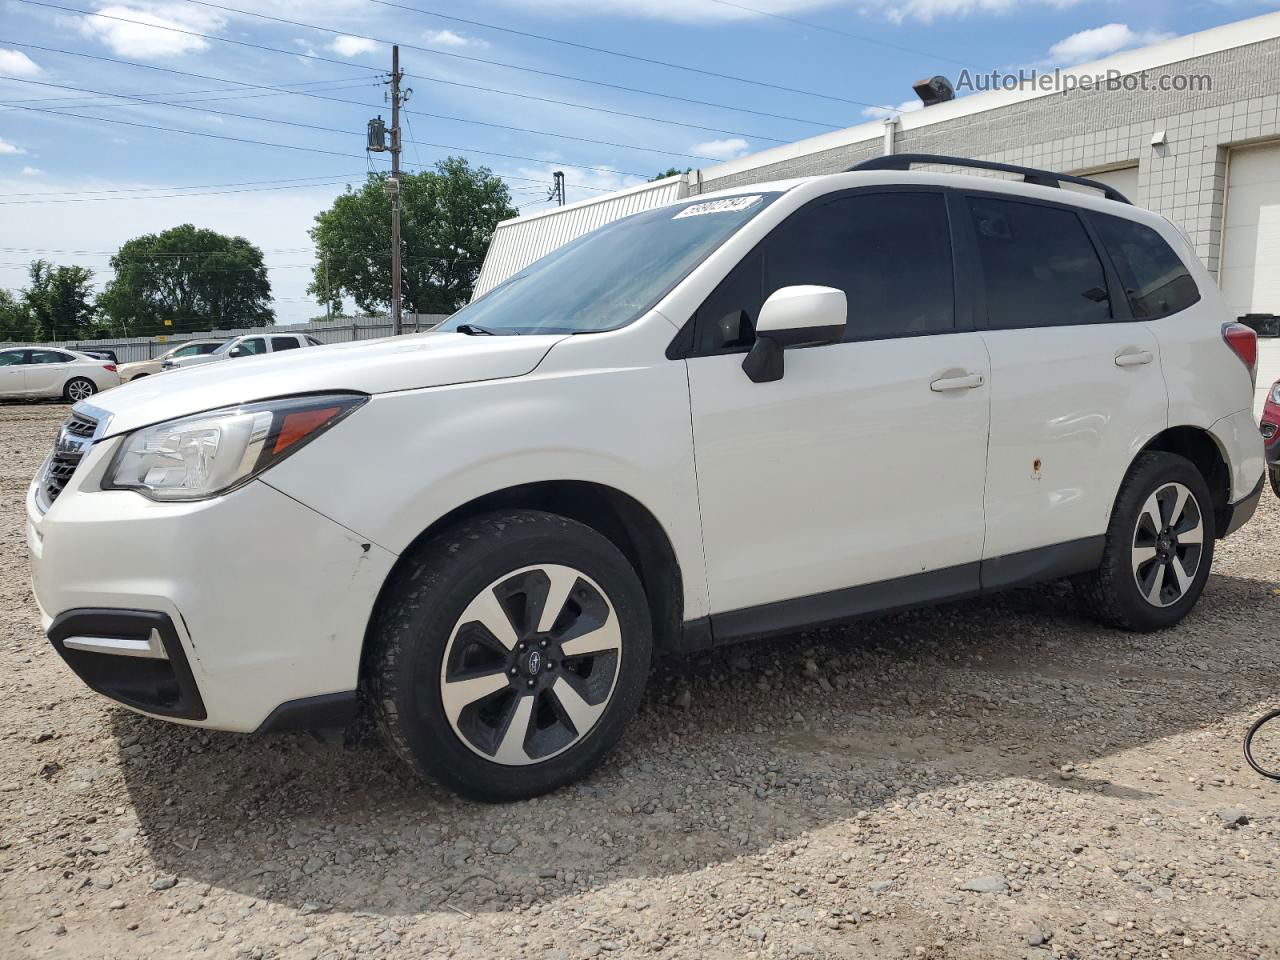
[1089,213,1201,319]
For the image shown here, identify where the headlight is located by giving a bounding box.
[1271,382,1280,404]
[104,394,366,501]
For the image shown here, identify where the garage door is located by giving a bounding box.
[1076,165,1140,203]
[1068,165,1139,203]
[1221,141,1280,416]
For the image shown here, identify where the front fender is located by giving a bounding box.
[264,361,708,620]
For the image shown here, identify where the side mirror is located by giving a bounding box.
[228,347,246,358]
[742,285,846,383]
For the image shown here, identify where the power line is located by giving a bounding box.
[0,179,358,205]
[0,78,380,111]
[0,39,796,149]
[0,74,660,175]
[405,72,791,143]
[9,0,848,128]
[702,0,978,69]
[5,100,634,191]
[183,0,899,112]
[0,44,731,162]
[0,173,362,199]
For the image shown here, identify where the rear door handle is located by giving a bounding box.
[1114,350,1153,367]
[930,373,985,392]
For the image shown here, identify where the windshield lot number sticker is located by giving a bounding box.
[674,196,763,219]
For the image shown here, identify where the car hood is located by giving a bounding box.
[84,331,568,437]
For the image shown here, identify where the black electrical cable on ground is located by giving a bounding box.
[1243,708,1280,781]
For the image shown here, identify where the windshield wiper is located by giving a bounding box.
[454,323,510,336]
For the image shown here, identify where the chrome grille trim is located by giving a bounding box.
[35,402,113,512]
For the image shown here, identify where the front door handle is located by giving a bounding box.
[1115,350,1153,367]
[930,373,985,392]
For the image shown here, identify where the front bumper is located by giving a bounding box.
[27,436,398,732]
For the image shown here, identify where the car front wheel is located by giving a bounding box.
[365,510,653,802]
[1077,451,1215,631]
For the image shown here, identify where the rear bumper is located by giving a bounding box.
[1220,472,1265,538]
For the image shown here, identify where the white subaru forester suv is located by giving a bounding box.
[28,156,1266,801]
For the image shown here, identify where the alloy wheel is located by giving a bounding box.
[439,564,623,765]
[67,379,95,402]
[1131,481,1204,608]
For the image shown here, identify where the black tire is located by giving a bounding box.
[63,377,97,402]
[365,510,653,802]
[1076,451,1215,632]
[1270,466,1280,501]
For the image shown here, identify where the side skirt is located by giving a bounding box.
[676,536,1105,653]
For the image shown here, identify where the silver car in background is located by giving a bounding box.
[162,333,323,371]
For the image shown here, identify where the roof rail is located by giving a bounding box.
[847,154,1133,205]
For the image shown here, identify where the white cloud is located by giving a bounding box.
[0,138,26,155]
[78,4,227,59]
[423,29,486,48]
[1046,23,1175,65]
[21,166,43,176]
[492,0,1081,23]
[690,137,751,160]
[490,0,838,23]
[328,34,380,57]
[862,98,924,120]
[0,49,42,77]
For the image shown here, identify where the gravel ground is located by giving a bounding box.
[2,401,1278,960]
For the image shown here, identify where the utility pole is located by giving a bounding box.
[548,170,566,207]
[323,254,333,321]
[388,45,404,336]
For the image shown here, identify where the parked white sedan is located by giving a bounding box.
[0,347,120,401]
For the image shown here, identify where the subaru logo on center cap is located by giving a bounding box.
[526,650,542,676]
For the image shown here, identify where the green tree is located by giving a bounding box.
[23,260,97,341]
[650,167,691,182]
[0,287,33,342]
[98,225,273,336]
[309,157,518,315]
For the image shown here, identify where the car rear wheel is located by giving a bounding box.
[365,510,652,802]
[63,377,97,402]
[1076,451,1215,631]
[1270,466,1280,500]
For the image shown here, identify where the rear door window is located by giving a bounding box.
[967,196,1112,329]
[1089,213,1200,318]
[271,336,300,351]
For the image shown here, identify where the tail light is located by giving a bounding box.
[1221,322,1258,386]
[103,364,117,373]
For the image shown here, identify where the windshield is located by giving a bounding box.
[441,193,780,335]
